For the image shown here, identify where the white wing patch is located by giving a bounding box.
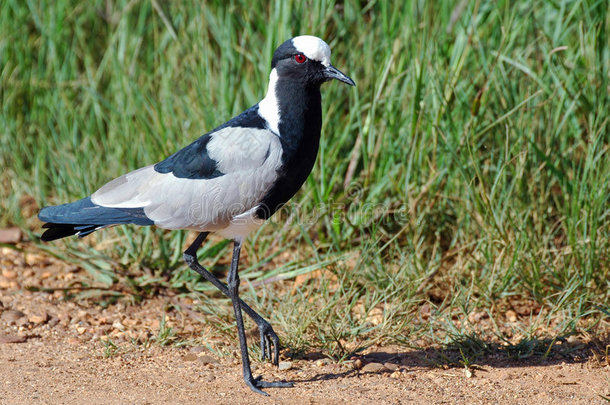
[292,36,331,66]
[91,165,160,208]
[91,127,283,235]
[207,126,275,172]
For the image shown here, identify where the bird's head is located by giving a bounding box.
[270,35,355,87]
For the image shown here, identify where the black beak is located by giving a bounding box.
[324,64,355,86]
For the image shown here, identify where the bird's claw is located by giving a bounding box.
[258,322,281,366]
[246,375,294,396]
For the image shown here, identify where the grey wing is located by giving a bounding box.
[91,126,283,231]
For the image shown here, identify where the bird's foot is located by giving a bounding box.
[258,321,281,366]
[245,375,294,396]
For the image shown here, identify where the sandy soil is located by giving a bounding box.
[1,246,609,404]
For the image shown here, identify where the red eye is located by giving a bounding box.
[294,53,307,64]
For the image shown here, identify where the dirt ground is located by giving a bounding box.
[1,246,609,404]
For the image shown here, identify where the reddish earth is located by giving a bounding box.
[1,246,609,404]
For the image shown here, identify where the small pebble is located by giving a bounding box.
[315,358,331,367]
[1,309,25,323]
[278,361,292,371]
[112,320,124,331]
[183,353,198,362]
[57,312,71,323]
[2,269,18,279]
[29,312,49,325]
[362,362,386,373]
[0,334,26,344]
[198,355,218,365]
[0,228,21,244]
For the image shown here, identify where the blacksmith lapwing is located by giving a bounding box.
[38,35,354,395]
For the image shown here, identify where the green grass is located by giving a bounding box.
[1,0,608,359]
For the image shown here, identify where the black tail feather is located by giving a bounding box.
[38,196,154,241]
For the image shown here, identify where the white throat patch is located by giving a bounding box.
[292,36,331,67]
[258,68,281,135]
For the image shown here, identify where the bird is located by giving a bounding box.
[38,35,355,395]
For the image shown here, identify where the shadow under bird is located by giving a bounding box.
[39,35,354,395]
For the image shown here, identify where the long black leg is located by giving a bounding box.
[183,233,281,365]
[227,240,293,395]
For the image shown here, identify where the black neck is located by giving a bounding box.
[255,81,323,220]
[276,81,322,160]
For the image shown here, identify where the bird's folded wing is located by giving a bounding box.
[90,126,283,230]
